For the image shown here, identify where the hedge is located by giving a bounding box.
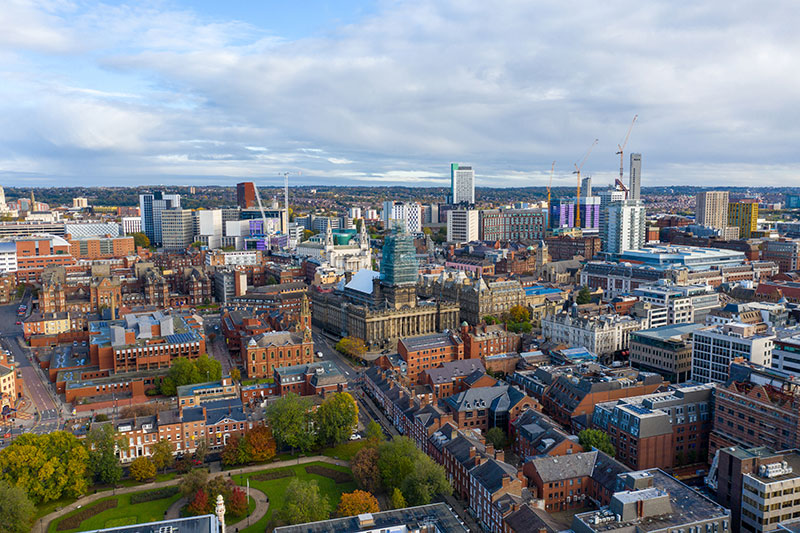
[129,486,180,504]
[57,499,118,531]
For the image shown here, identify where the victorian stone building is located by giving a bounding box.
[419,272,526,325]
[311,229,459,349]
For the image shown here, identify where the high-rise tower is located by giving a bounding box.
[629,153,642,200]
[450,163,475,204]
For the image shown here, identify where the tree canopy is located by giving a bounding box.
[0,432,89,503]
[279,479,330,525]
[131,232,150,249]
[337,490,379,517]
[576,286,593,305]
[129,457,156,482]
[315,392,359,446]
[159,355,222,395]
[0,480,35,533]
[377,437,451,506]
[578,429,615,456]
[265,393,316,452]
[85,424,122,486]
[334,336,367,358]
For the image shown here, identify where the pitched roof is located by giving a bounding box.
[529,451,598,483]
[471,458,518,493]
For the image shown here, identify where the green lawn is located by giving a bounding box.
[322,440,368,461]
[47,490,182,533]
[233,461,356,533]
[35,496,79,521]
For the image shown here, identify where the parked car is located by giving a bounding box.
[317,351,323,358]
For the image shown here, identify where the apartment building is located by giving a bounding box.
[691,323,775,384]
[461,323,522,359]
[68,235,135,259]
[729,199,759,239]
[511,409,582,461]
[630,323,705,383]
[470,458,526,533]
[591,383,714,471]
[762,240,800,273]
[479,209,548,242]
[447,208,480,244]
[696,191,730,229]
[773,331,800,376]
[421,358,494,399]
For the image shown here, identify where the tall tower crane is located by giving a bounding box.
[573,139,598,228]
[616,115,638,183]
[546,161,555,227]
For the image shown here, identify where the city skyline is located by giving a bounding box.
[1,1,798,188]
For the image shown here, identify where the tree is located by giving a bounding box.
[206,475,234,506]
[377,437,450,505]
[179,468,209,498]
[337,490,379,517]
[365,421,384,443]
[279,479,330,525]
[377,437,417,490]
[483,315,497,325]
[131,232,150,249]
[578,429,615,457]
[265,393,316,452]
[400,455,451,506]
[302,229,315,240]
[576,286,592,305]
[391,487,406,510]
[485,427,507,450]
[228,487,248,517]
[85,424,122,486]
[507,305,530,323]
[221,435,252,467]
[356,219,363,233]
[334,336,367,358]
[175,456,194,474]
[315,392,359,446]
[0,431,89,504]
[194,353,223,383]
[230,367,242,383]
[129,457,156,482]
[506,321,533,334]
[151,439,174,473]
[187,488,210,516]
[352,446,380,493]
[194,440,209,464]
[0,480,35,533]
[246,426,277,463]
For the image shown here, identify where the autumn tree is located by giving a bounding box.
[131,232,150,249]
[151,439,174,473]
[228,487,248,517]
[266,393,316,452]
[578,429,615,456]
[279,479,330,525]
[129,457,156,482]
[187,489,210,516]
[337,490,379,517]
[315,392,358,446]
[352,446,380,492]
[85,424,122,486]
[230,367,242,383]
[507,305,530,323]
[246,426,277,463]
[221,435,251,467]
[0,480,35,533]
[195,440,209,464]
[334,336,367,358]
[179,468,209,498]
[0,431,89,503]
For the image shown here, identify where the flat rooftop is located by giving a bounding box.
[273,503,467,533]
[633,323,705,342]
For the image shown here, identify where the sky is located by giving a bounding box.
[1,0,799,189]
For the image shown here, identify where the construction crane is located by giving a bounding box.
[546,161,555,224]
[573,139,598,228]
[616,114,638,183]
[251,182,270,236]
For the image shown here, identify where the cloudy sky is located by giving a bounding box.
[1,0,798,189]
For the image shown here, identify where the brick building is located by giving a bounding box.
[398,332,465,382]
[461,323,522,360]
[591,383,714,471]
[274,361,347,397]
[442,384,535,433]
[242,328,314,379]
[545,235,602,261]
[421,359,495,399]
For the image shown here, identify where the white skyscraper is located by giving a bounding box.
[629,153,642,200]
[450,163,475,204]
[446,209,479,244]
[603,199,646,254]
[382,201,422,233]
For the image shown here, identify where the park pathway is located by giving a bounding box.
[35,455,346,533]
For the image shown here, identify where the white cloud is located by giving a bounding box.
[1,0,800,186]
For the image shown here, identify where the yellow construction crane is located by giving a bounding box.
[574,139,598,228]
[616,115,638,183]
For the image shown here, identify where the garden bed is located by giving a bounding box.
[57,499,118,531]
[252,469,295,482]
[304,465,353,484]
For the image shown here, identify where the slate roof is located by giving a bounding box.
[444,384,527,413]
[423,359,485,384]
[529,451,598,483]
[471,458,519,493]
